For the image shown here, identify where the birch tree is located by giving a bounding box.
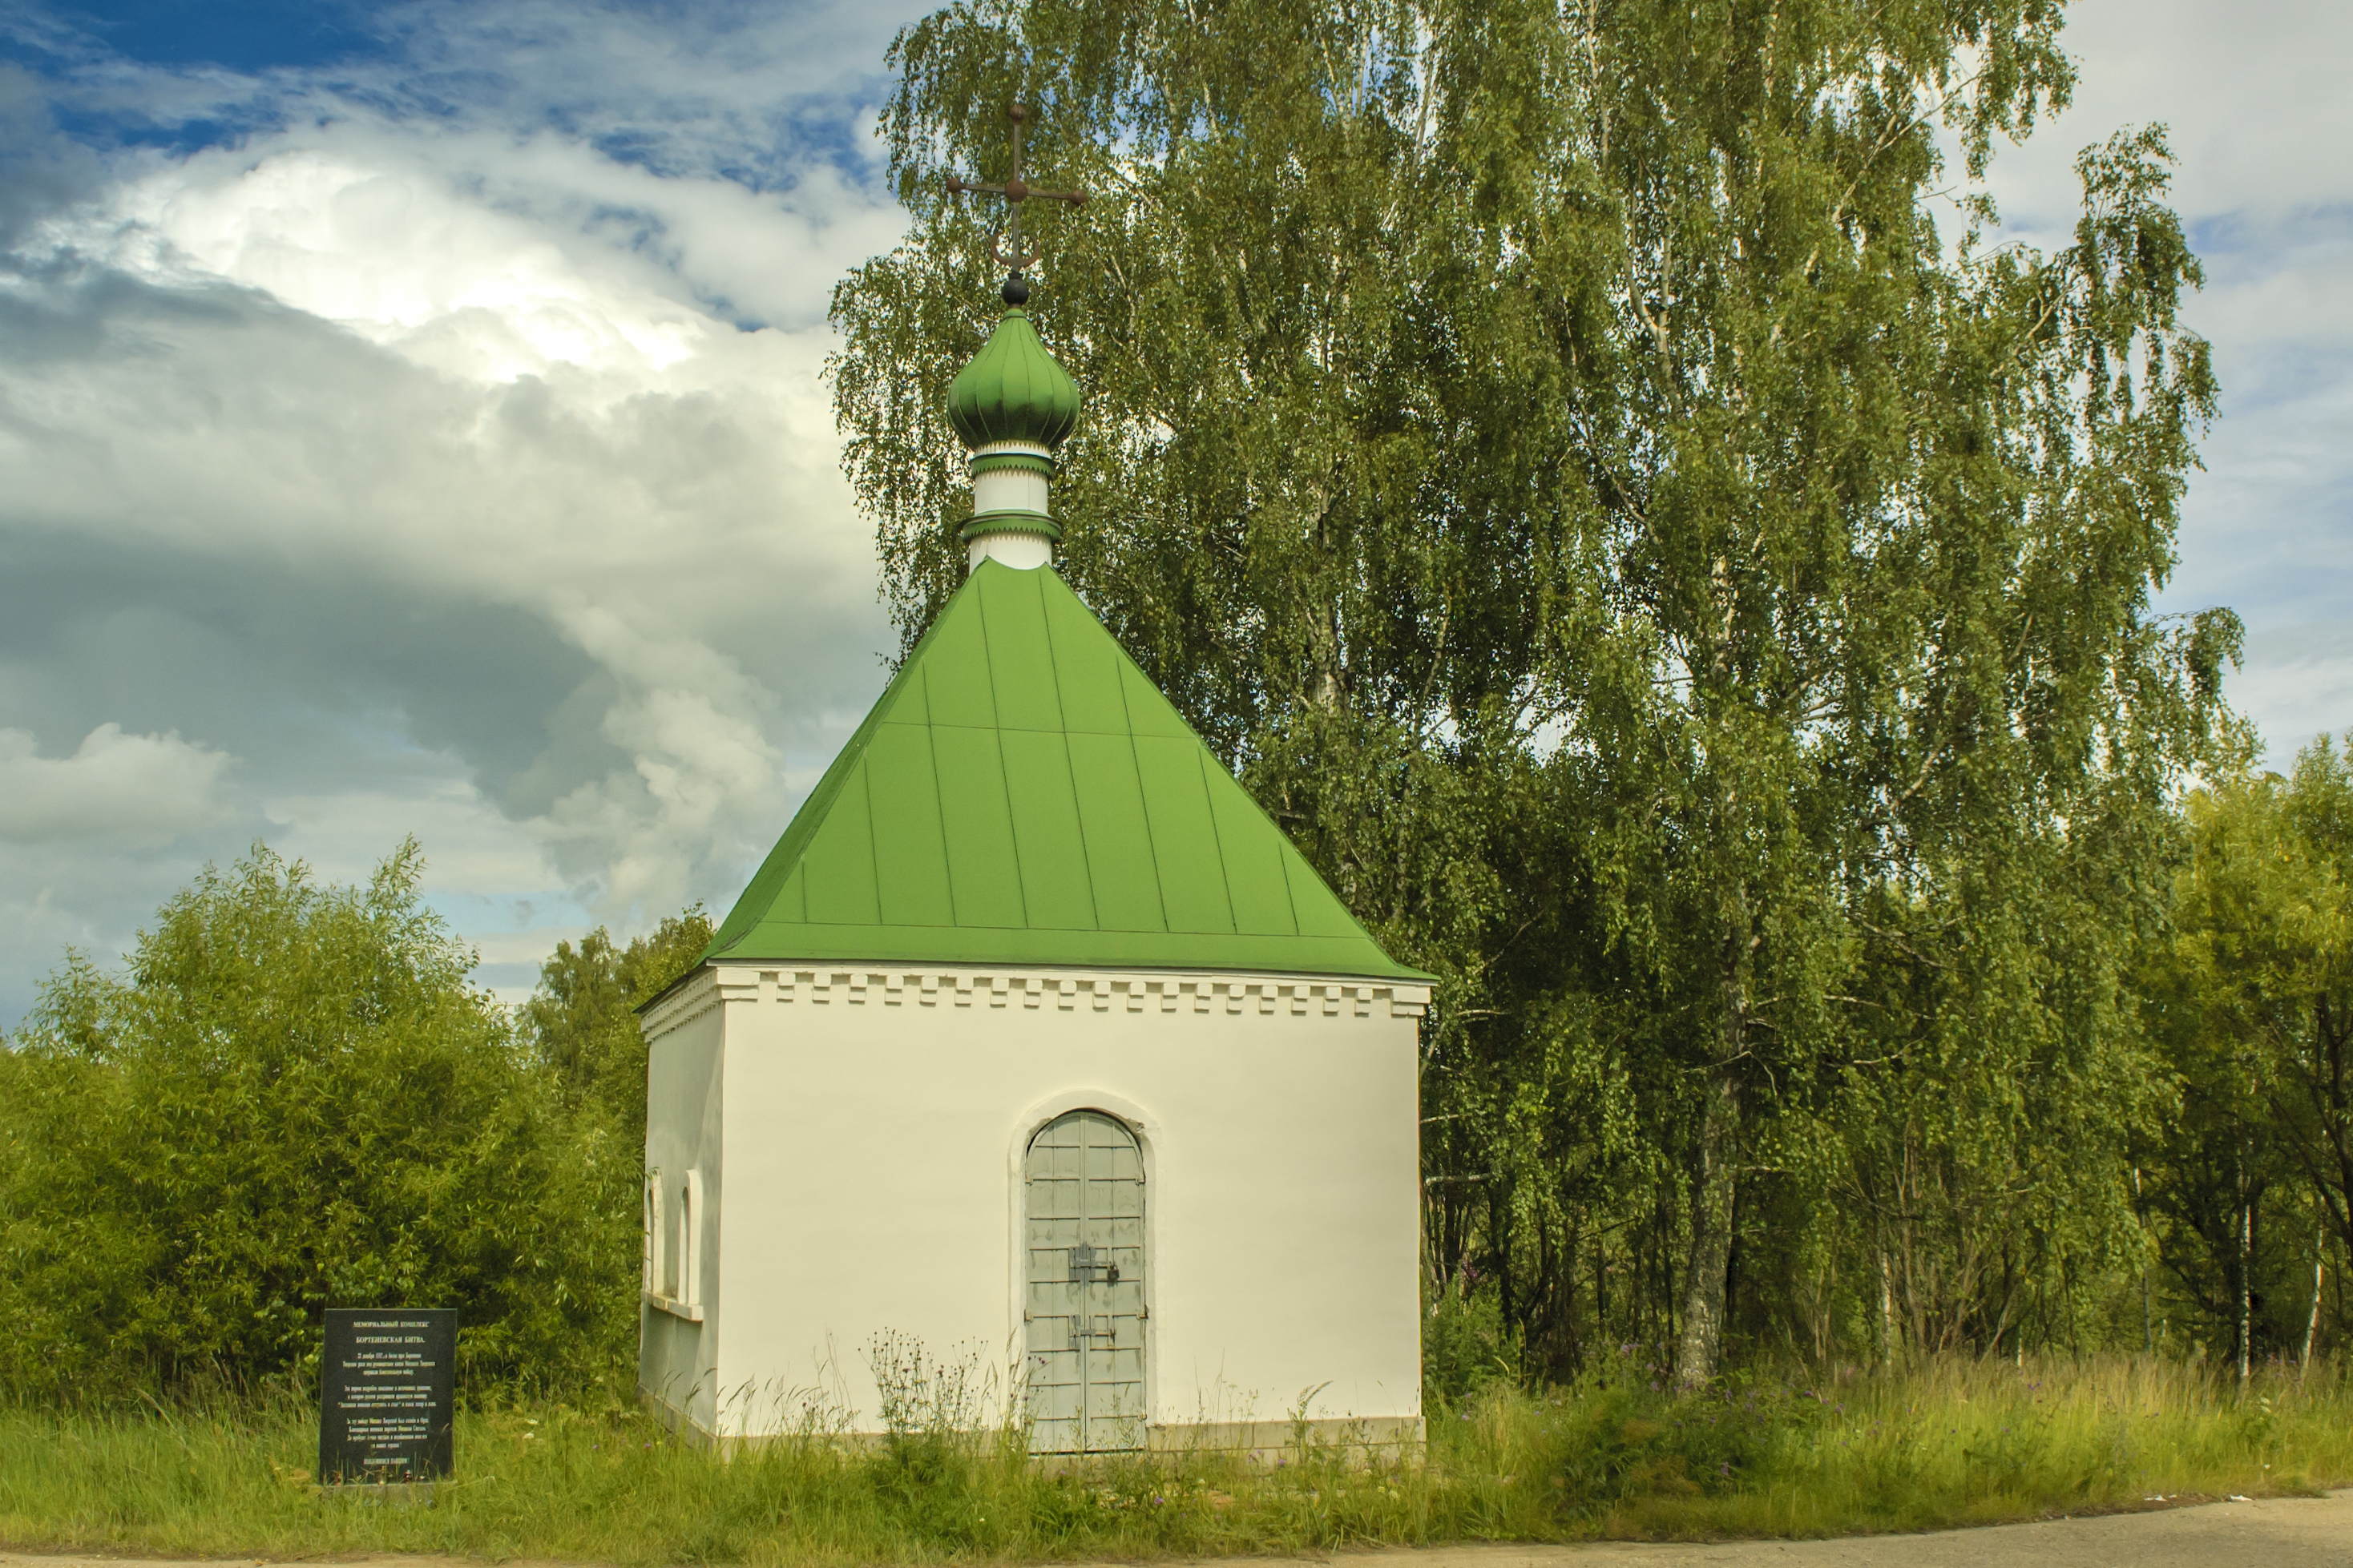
[832,0,2238,1380]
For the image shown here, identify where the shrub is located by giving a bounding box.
[0,843,632,1401]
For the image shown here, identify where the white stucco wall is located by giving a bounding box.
[640,992,724,1434]
[638,965,1426,1444]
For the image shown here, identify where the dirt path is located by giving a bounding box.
[10,1493,2353,1568]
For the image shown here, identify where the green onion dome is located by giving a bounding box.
[946,308,1082,450]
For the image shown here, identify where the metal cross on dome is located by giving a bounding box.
[945,104,1088,304]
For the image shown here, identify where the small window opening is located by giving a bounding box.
[644,1170,665,1297]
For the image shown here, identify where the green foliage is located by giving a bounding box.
[1423,1268,1520,1407]
[1548,1368,1815,1504]
[0,844,664,1401]
[2140,738,2353,1372]
[2,1357,2343,1562]
[519,907,713,1147]
[502,905,715,1399]
[829,0,2241,1381]
[863,1332,1005,1546]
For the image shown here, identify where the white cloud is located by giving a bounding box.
[64,119,909,353]
[0,13,921,1015]
[2228,623,2353,767]
[1949,0,2353,768]
[0,722,232,844]
[1,128,896,929]
[1977,0,2353,229]
[115,146,707,379]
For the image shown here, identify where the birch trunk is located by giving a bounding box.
[2303,1227,2323,1373]
[2237,1152,2253,1387]
[1676,1058,1738,1386]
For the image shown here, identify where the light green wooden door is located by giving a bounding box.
[1023,1110,1146,1453]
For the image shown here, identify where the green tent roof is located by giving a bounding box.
[707,561,1423,980]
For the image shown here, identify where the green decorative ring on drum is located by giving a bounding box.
[959,510,1065,544]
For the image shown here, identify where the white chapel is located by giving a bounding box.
[635,151,1428,1455]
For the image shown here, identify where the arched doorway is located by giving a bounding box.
[1023,1109,1146,1453]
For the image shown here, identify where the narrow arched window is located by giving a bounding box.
[679,1170,704,1307]
[644,1171,664,1297]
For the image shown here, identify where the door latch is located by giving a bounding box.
[1068,1243,1120,1284]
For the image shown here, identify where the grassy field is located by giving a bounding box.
[1,1353,2345,1565]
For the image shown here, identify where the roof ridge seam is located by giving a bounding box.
[1193,743,1240,935]
[1108,619,1176,937]
[974,573,1034,930]
[1273,797,1306,938]
[1036,572,1105,934]
[856,759,884,926]
[919,659,963,926]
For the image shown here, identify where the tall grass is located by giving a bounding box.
[1554,1352,2352,1540]
[1,1355,2344,1563]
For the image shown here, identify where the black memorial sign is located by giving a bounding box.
[319,1308,455,1483]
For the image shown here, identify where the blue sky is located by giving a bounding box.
[1,0,2347,1026]
[22,1,377,73]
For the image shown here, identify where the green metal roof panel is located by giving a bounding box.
[1119,660,1195,740]
[707,561,1427,981]
[884,659,932,726]
[1002,728,1097,929]
[1043,584,1131,732]
[801,762,881,925]
[932,724,1026,927]
[1132,734,1235,933]
[1206,755,1300,937]
[865,724,955,926]
[980,566,1066,732]
[920,593,998,726]
[1285,840,1365,939]
[1067,730,1165,932]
